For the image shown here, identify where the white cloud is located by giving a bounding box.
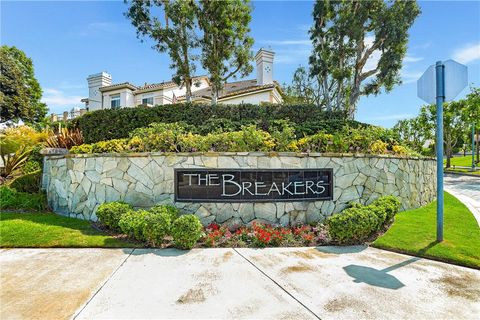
[274,48,311,65]
[453,43,480,64]
[401,69,423,84]
[363,36,381,75]
[363,113,415,121]
[404,55,423,63]
[41,89,84,107]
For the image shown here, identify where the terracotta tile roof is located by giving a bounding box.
[99,82,138,91]
[178,79,279,101]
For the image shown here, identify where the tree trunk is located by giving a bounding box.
[476,128,479,164]
[211,87,218,105]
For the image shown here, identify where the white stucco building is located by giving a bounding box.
[81,49,283,111]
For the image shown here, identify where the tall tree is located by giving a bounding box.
[125,0,198,102]
[420,101,468,168]
[393,117,427,152]
[463,87,480,164]
[282,66,323,107]
[0,46,47,123]
[309,0,420,117]
[197,0,254,104]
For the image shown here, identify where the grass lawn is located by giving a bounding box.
[373,192,480,269]
[0,212,139,248]
[444,168,480,176]
[444,155,478,167]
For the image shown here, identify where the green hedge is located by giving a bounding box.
[327,196,401,244]
[73,103,364,143]
[71,123,413,156]
[99,202,200,249]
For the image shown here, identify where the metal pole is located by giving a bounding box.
[435,61,445,242]
[473,123,476,171]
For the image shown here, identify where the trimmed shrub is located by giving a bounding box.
[327,207,379,244]
[9,170,42,193]
[70,144,93,154]
[91,139,128,153]
[171,214,203,249]
[371,196,401,222]
[96,202,133,231]
[149,204,179,222]
[327,195,401,244]
[143,212,172,246]
[118,209,151,241]
[73,102,360,143]
[0,186,47,211]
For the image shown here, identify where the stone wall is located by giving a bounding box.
[43,152,436,226]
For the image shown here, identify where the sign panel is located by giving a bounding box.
[417,60,468,104]
[175,169,333,202]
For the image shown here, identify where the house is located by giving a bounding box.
[81,49,283,111]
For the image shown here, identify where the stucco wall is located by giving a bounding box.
[43,152,436,226]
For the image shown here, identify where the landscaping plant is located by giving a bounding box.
[171,214,203,249]
[118,209,151,241]
[96,202,133,231]
[0,186,47,211]
[143,212,173,247]
[326,196,401,244]
[9,170,42,193]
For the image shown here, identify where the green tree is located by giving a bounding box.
[462,87,480,164]
[420,101,468,168]
[197,0,254,104]
[0,46,47,123]
[392,117,427,152]
[125,0,198,102]
[282,66,322,107]
[309,0,420,117]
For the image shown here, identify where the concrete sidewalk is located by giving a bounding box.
[444,174,480,226]
[1,247,478,320]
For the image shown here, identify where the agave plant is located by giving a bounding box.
[45,127,84,149]
[0,146,32,178]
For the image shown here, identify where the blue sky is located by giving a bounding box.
[2,0,479,127]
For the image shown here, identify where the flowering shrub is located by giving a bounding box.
[201,222,330,248]
[71,124,414,156]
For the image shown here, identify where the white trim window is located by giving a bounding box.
[110,94,121,109]
[142,96,154,105]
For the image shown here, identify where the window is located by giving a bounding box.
[110,94,120,109]
[142,97,154,105]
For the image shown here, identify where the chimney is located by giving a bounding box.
[255,48,275,85]
[87,72,111,111]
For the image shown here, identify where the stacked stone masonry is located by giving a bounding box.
[42,152,436,226]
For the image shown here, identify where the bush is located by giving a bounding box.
[171,214,203,249]
[327,196,401,244]
[91,139,128,153]
[371,196,401,222]
[9,170,42,193]
[129,122,187,152]
[118,209,151,241]
[143,212,172,246]
[96,202,133,231]
[73,103,361,143]
[327,207,380,244]
[70,144,93,154]
[149,204,179,222]
[0,186,47,211]
[22,160,42,174]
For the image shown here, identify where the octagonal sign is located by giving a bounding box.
[417,59,468,104]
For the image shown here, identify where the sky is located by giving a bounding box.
[1,0,479,128]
